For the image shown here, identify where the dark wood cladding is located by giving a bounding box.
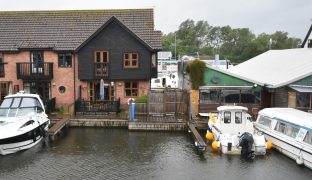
[272,87,288,107]
[16,62,53,80]
[78,20,153,80]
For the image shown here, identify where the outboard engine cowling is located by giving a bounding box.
[239,132,255,159]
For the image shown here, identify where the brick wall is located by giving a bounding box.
[1,51,28,91]
[115,80,150,109]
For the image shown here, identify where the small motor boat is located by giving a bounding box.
[0,92,50,155]
[206,106,269,158]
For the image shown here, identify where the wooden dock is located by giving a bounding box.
[48,116,70,141]
[188,122,207,151]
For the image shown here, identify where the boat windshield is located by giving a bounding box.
[0,97,43,118]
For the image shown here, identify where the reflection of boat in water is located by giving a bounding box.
[206,106,269,158]
[0,92,50,155]
[254,108,312,169]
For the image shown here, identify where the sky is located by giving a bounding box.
[0,0,311,40]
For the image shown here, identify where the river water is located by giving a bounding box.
[0,128,311,180]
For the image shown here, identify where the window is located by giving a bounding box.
[200,90,220,104]
[124,53,138,68]
[59,86,66,94]
[303,131,312,145]
[235,112,242,124]
[125,81,138,97]
[224,111,231,124]
[0,82,10,103]
[0,52,2,62]
[94,51,109,63]
[275,121,300,138]
[296,93,310,108]
[222,90,240,103]
[258,116,272,128]
[31,51,44,73]
[58,53,72,68]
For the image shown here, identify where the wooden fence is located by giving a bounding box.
[134,89,189,116]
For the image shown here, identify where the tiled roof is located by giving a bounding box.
[0,9,162,51]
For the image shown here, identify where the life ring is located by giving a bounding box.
[127,98,135,105]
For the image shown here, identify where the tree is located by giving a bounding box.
[185,60,207,90]
[161,19,302,63]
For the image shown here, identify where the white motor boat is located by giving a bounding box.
[0,92,50,155]
[206,106,268,158]
[254,108,312,169]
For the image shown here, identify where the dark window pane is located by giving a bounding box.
[124,53,129,60]
[132,91,138,97]
[132,82,138,88]
[125,60,130,66]
[103,52,108,62]
[132,60,137,66]
[96,52,101,62]
[125,90,132,96]
[125,82,131,88]
[132,54,137,59]
[224,111,231,123]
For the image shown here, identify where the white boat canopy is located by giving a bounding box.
[217,106,248,112]
[258,108,312,129]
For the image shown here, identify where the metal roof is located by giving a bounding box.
[228,48,312,88]
[0,9,162,51]
[288,85,312,93]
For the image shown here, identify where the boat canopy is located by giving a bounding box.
[258,108,312,129]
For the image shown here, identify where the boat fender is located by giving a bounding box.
[296,153,304,165]
[211,141,220,151]
[205,132,214,141]
[266,140,273,150]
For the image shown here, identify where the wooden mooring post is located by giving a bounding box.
[188,122,207,151]
[48,116,70,141]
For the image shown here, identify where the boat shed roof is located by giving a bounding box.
[259,108,312,130]
[228,48,312,88]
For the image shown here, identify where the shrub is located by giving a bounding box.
[185,60,206,90]
[135,96,148,103]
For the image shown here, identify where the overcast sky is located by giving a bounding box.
[0,0,311,40]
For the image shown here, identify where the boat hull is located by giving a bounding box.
[0,122,48,155]
[263,132,312,169]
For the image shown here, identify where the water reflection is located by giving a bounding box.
[0,128,311,180]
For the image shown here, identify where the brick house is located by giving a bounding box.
[0,9,161,112]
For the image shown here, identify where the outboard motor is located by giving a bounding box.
[239,132,255,159]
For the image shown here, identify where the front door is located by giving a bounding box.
[31,51,44,74]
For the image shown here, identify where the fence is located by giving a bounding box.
[75,98,120,115]
[134,89,189,117]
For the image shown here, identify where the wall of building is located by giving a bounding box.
[1,52,27,91]
[115,80,150,109]
[44,51,75,109]
[77,20,152,80]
